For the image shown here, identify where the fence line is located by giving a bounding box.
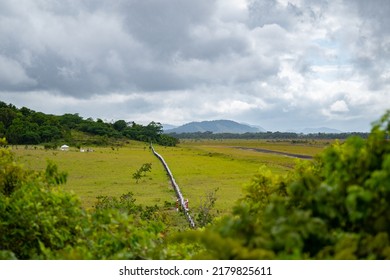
[150,144,196,229]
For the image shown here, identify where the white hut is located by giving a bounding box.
[60,145,69,151]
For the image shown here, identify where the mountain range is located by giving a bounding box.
[164,120,264,134]
[163,120,344,134]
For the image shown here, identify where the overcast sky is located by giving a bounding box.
[0,0,389,131]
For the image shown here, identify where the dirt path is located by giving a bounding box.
[234,147,313,159]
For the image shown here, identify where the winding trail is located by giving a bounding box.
[150,144,196,229]
[234,147,313,159]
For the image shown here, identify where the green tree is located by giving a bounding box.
[0,107,18,129]
[195,188,219,228]
[157,134,179,146]
[132,163,152,183]
[113,120,127,131]
[6,119,41,144]
[0,122,5,138]
[58,113,83,129]
[39,125,62,142]
[29,111,47,126]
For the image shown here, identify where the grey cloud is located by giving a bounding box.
[1,0,252,95]
[247,0,328,31]
[248,0,292,29]
[0,55,37,90]
[0,0,389,132]
[182,27,251,61]
[353,0,390,35]
[344,0,390,90]
[0,0,291,96]
[119,0,216,58]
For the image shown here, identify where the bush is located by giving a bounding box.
[195,188,219,227]
[0,152,84,259]
[95,192,161,221]
[132,163,152,183]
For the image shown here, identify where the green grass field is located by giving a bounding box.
[13,142,174,209]
[12,139,329,215]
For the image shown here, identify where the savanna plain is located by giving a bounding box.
[12,139,328,217]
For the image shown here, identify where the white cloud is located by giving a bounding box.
[215,0,248,21]
[0,55,36,88]
[330,100,349,113]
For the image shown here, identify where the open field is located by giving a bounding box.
[11,139,330,215]
[12,141,174,209]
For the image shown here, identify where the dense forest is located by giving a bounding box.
[0,110,389,260]
[0,101,178,147]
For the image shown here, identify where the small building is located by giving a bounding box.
[60,145,69,151]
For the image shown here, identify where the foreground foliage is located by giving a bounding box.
[179,111,390,259]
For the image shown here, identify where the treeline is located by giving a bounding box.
[0,101,178,146]
[166,131,370,140]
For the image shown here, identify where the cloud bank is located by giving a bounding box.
[0,0,389,131]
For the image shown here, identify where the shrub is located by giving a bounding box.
[132,163,152,183]
[195,188,219,228]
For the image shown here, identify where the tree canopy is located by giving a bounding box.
[0,101,178,146]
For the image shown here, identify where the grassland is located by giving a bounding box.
[12,141,173,209]
[11,139,330,216]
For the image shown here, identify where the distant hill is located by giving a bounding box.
[165,120,264,134]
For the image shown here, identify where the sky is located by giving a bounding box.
[0,0,389,132]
